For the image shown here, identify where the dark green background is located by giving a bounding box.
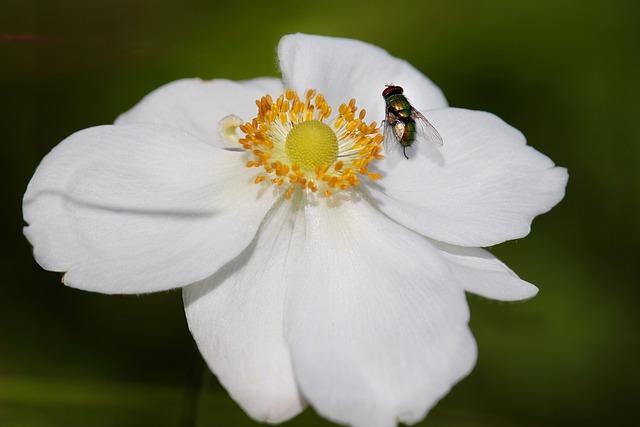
[1,1,638,426]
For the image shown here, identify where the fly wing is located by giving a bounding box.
[412,110,444,146]
[382,110,404,155]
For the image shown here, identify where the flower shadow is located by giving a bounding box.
[23,189,221,219]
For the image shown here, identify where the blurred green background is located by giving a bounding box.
[1,0,638,426]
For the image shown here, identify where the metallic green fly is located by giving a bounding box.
[382,85,443,159]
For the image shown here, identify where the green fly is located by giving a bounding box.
[382,85,443,159]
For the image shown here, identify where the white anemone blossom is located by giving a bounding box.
[23,34,567,427]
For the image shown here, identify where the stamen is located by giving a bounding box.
[232,89,384,200]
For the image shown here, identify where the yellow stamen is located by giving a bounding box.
[234,89,384,200]
[285,186,295,200]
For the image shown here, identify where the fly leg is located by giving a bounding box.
[402,146,408,159]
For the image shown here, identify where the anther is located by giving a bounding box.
[238,89,384,200]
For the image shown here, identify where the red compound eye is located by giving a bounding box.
[382,85,403,97]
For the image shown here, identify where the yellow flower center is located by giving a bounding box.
[285,120,338,172]
[233,89,384,200]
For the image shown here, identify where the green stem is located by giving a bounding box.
[181,352,207,427]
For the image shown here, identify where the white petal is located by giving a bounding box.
[434,241,538,301]
[285,198,476,427]
[183,198,305,423]
[278,34,447,122]
[368,108,568,247]
[115,78,283,145]
[23,124,276,294]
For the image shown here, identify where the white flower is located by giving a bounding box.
[23,34,568,427]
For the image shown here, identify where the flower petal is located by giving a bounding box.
[285,198,476,427]
[23,124,276,294]
[433,241,538,301]
[278,34,447,122]
[183,198,305,423]
[115,78,283,145]
[368,108,568,247]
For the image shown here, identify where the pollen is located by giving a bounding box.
[232,89,384,200]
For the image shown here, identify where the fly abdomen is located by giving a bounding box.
[401,120,417,145]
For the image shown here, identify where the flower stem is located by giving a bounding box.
[181,351,208,427]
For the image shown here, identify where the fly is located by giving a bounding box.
[382,85,443,159]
